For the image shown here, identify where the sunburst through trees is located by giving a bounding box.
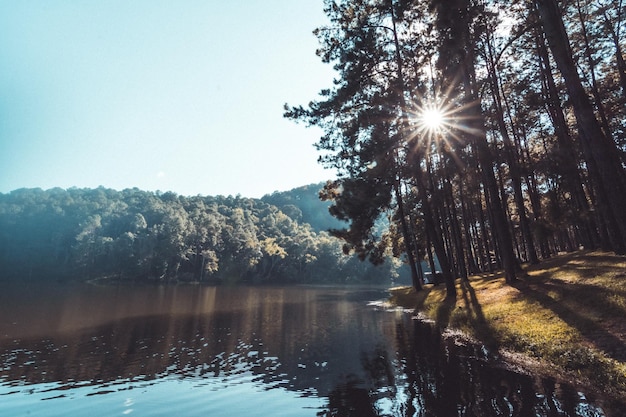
[286,0,626,295]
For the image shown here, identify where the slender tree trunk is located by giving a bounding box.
[411,157,456,297]
[394,179,422,291]
[525,169,551,259]
[575,0,612,139]
[459,180,479,274]
[443,170,468,281]
[600,5,626,100]
[407,210,425,284]
[535,19,601,250]
[473,133,517,281]
[536,0,626,254]
[476,187,493,272]
[485,36,539,264]
[425,230,438,279]
[436,0,517,283]
[417,179,457,298]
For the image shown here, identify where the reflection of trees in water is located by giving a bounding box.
[318,377,379,417]
[318,317,624,417]
[1,286,624,416]
[318,319,626,417]
[0,286,387,393]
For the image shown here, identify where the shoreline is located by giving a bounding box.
[388,250,626,406]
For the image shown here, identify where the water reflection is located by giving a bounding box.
[0,283,624,416]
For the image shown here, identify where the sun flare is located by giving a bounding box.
[419,108,445,131]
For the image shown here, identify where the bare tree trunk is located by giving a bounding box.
[416,158,457,298]
[575,0,613,139]
[394,179,422,291]
[536,0,626,254]
[459,180,479,274]
[476,185,494,272]
[534,14,602,250]
[443,169,468,281]
[600,3,626,100]
[437,0,518,283]
[485,35,539,264]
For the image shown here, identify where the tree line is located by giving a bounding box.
[285,0,626,297]
[0,186,408,284]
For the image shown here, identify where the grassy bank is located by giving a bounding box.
[389,250,626,397]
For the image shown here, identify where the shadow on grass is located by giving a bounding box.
[434,295,455,328]
[513,250,626,362]
[459,280,499,349]
[514,279,626,363]
[470,272,503,282]
[519,251,626,362]
[432,280,499,350]
[526,250,626,282]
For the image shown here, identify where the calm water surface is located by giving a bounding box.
[1,282,624,416]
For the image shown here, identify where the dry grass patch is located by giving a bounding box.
[389,250,626,396]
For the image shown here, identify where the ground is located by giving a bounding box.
[389,250,626,400]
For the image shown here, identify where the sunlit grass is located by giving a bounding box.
[389,251,626,397]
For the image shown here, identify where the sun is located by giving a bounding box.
[404,99,462,152]
[419,107,445,132]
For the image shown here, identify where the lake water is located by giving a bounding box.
[1,282,624,416]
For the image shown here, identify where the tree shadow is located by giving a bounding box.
[526,250,626,282]
[514,280,626,364]
[471,271,503,282]
[432,280,499,350]
[513,251,626,363]
[459,280,499,349]
[434,295,456,329]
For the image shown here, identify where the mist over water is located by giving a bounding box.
[1,283,624,416]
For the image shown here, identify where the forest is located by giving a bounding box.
[0,185,409,284]
[2,0,625,294]
[285,0,626,297]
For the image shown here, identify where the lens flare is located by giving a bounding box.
[420,108,445,131]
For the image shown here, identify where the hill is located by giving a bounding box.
[0,186,403,284]
[261,182,346,233]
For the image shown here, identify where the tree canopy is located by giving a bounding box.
[0,186,408,285]
[286,0,626,297]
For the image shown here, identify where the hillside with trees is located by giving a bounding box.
[0,186,408,285]
[261,182,347,233]
[285,0,626,297]
[3,0,625,294]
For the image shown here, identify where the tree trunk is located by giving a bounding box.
[425,229,438,279]
[459,180,479,274]
[394,180,422,291]
[443,170,468,281]
[575,0,613,140]
[475,186,493,271]
[600,5,626,101]
[435,0,518,283]
[536,0,626,254]
[535,16,601,250]
[415,164,456,298]
[485,35,539,264]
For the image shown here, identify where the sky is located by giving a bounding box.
[0,1,336,198]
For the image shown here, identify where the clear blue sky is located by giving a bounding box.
[0,1,335,198]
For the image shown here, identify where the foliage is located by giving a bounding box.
[286,0,626,296]
[0,186,406,284]
[261,182,346,233]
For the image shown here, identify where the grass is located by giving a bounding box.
[389,250,626,398]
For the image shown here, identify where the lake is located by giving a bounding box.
[1,282,624,416]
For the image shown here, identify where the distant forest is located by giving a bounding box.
[4,1,626,294]
[0,185,409,284]
[285,0,626,297]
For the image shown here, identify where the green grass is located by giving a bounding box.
[389,250,626,397]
